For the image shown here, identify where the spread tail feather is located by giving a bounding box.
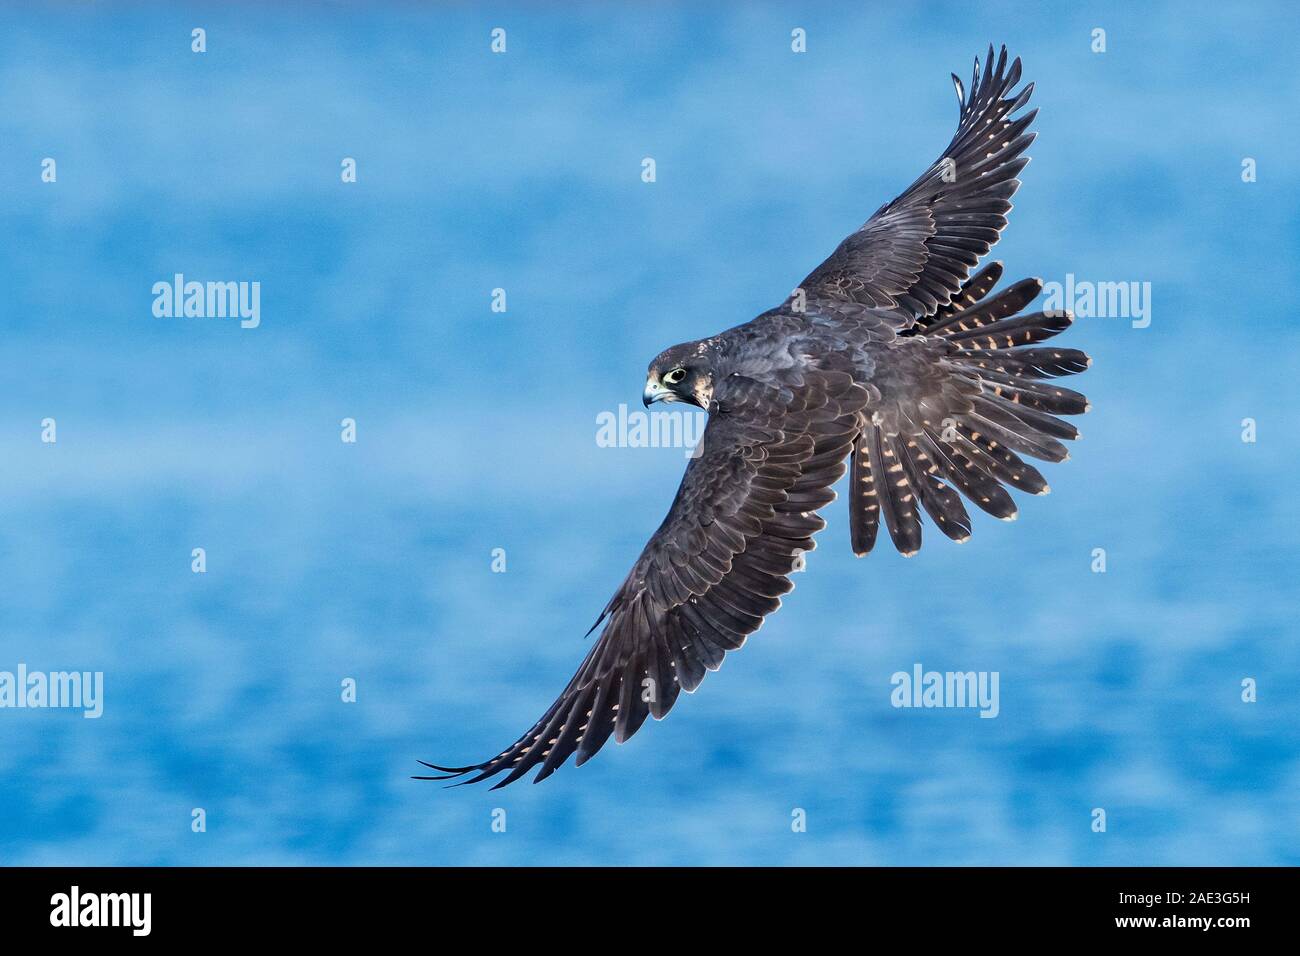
[851,272,1089,556]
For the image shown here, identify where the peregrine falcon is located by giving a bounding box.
[422,46,1089,788]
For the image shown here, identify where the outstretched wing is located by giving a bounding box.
[421,369,868,788]
[798,45,1035,327]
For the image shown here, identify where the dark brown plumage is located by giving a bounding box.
[421,45,1089,788]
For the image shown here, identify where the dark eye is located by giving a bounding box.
[663,367,686,385]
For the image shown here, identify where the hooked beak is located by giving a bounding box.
[643,379,672,407]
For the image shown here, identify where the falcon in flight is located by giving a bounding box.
[422,46,1089,788]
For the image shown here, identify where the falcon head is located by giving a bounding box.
[643,342,715,409]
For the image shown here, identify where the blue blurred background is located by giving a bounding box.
[1,1,1297,865]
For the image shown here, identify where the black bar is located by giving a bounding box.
[0,866,1287,940]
